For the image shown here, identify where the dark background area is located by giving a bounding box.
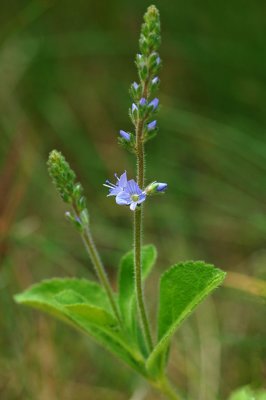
[0,1,265,399]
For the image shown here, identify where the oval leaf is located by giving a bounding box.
[146,261,226,374]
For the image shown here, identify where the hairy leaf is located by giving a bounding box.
[118,244,157,329]
[228,386,266,400]
[14,278,145,374]
[146,261,226,374]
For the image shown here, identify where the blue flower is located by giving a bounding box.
[116,179,146,211]
[119,130,130,141]
[149,98,159,110]
[147,120,157,131]
[104,171,128,197]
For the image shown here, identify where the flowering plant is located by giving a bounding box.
[14,6,226,399]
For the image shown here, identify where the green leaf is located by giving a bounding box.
[65,303,117,328]
[146,261,226,374]
[118,244,157,329]
[228,386,266,400]
[14,278,146,374]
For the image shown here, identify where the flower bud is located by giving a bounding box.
[152,76,159,85]
[65,211,83,231]
[139,97,147,107]
[80,209,89,226]
[147,120,157,131]
[119,130,130,141]
[77,196,87,212]
[47,150,76,203]
[73,183,83,200]
[149,98,159,110]
[145,181,167,195]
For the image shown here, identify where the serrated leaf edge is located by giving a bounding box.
[146,263,226,371]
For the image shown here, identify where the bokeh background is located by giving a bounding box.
[0,1,265,399]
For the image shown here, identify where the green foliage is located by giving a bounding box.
[146,261,226,375]
[118,244,157,330]
[14,279,146,374]
[229,386,266,400]
[14,253,227,387]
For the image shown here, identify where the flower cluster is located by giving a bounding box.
[47,150,89,230]
[106,6,166,212]
[118,5,161,151]
[104,172,167,211]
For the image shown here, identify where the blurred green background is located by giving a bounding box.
[0,1,265,399]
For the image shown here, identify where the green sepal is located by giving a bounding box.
[146,261,226,376]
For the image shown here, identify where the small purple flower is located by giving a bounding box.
[116,179,146,211]
[132,82,139,90]
[132,103,138,113]
[147,120,157,131]
[149,98,159,110]
[152,76,159,85]
[104,171,128,197]
[119,130,130,141]
[139,97,147,106]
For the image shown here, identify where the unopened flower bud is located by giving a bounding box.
[147,120,157,131]
[139,97,147,107]
[80,209,89,226]
[149,98,159,110]
[145,181,167,195]
[120,130,130,141]
[65,211,83,231]
[132,103,138,113]
[47,150,76,203]
[73,183,83,200]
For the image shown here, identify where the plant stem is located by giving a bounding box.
[156,376,181,400]
[134,111,153,353]
[134,209,153,352]
[72,206,122,325]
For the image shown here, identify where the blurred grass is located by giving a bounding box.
[0,0,265,399]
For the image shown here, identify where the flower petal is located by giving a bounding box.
[116,192,131,205]
[118,171,128,188]
[130,202,138,211]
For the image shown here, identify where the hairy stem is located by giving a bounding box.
[156,377,181,400]
[134,106,153,353]
[73,206,122,325]
[134,208,153,352]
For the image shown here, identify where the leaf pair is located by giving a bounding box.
[14,245,226,380]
